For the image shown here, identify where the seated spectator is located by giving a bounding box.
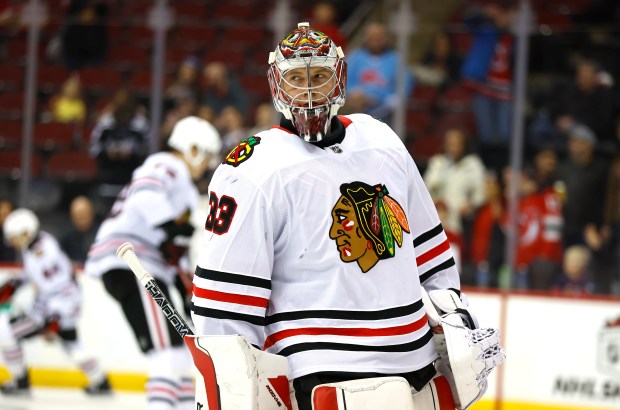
[0,198,15,262]
[218,106,247,155]
[423,128,486,236]
[344,22,414,123]
[201,62,249,119]
[552,245,595,295]
[48,74,87,124]
[61,0,108,71]
[60,196,99,264]
[89,88,150,188]
[248,102,276,136]
[413,31,462,89]
[310,0,347,51]
[165,55,200,108]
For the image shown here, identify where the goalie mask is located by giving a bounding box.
[268,22,347,142]
[3,208,39,249]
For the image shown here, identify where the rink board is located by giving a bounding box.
[1,265,620,409]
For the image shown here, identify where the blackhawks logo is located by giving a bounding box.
[223,136,261,167]
[329,181,410,273]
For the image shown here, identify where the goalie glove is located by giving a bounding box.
[422,288,505,410]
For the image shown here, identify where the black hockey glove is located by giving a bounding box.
[0,278,23,305]
[159,220,195,266]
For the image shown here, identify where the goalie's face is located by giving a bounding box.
[281,66,337,108]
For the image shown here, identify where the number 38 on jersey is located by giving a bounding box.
[205,191,237,235]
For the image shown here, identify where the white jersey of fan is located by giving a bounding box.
[192,114,461,380]
[19,231,82,328]
[85,152,200,285]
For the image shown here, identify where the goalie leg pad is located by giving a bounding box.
[311,377,415,410]
[435,313,505,409]
[411,375,455,410]
[187,335,293,410]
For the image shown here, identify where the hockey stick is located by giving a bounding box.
[116,242,193,336]
[116,242,222,409]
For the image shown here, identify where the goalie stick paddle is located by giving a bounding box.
[116,242,222,410]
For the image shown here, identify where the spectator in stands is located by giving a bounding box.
[164,55,200,108]
[0,198,15,262]
[310,0,347,51]
[248,102,276,136]
[471,172,505,288]
[557,123,609,248]
[549,59,618,156]
[344,22,414,123]
[61,0,109,71]
[159,96,198,149]
[89,88,149,190]
[48,74,87,124]
[60,196,99,264]
[532,145,559,191]
[552,245,595,295]
[423,127,486,236]
[461,2,515,149]
[217,106,247,154]
[413,31,462,90]
[201,61,249,119]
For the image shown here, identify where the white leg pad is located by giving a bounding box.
[185,335,292,410]
[311,377,415,410]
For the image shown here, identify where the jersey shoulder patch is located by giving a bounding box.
[223,136,261,167]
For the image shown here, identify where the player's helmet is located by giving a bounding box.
[3,208,39,248]
[268,22,347,142]
[168,116,222,169]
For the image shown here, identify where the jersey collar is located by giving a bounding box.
[275,115,348,148]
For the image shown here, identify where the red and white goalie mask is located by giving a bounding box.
[268,22,347,142]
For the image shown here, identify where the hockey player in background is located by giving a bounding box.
[0,208,111,396]
[85,116,221,409]
[190,23,504,410]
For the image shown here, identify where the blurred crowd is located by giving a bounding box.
[1,0,619,297]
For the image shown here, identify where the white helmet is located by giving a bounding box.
[168,116,222,169]
[3,208,39,247]
[268,22,347,143]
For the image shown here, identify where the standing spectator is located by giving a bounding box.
[310,0,347,51]
[0,198,15,262]
[61,0,108,71]
[423,128,486,236]
[550,60,618,155]
[414,31,462,89]
[60,196,99,265]
[0,209,110,395]
[201,62,249,119]
[471,172,506,287]
[89,88,149,189]
[461,3,515,149]
[85,117,221,410]
[344,22,414,123]
[48,74,87,124]
[557,123,609,247]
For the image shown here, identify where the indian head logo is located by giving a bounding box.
[223,136,261,167]
[329,181,410,273]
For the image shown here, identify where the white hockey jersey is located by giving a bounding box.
[85,152,200,284]
[191,114,460,380]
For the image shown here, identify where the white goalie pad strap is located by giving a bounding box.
[311,377,415,410]
[427,289,479,329]
[434,313,505,409]
[185,335,293,410]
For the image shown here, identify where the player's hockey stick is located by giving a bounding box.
[116,242,193,336]
[116,242,222,410]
